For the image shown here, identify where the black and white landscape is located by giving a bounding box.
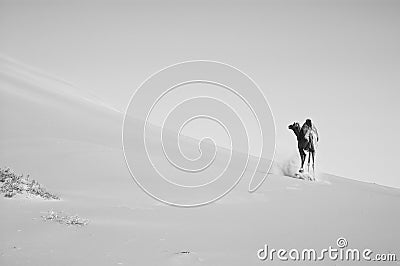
[1,1,399,265]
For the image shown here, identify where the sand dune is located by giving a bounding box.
[0,61,399,265]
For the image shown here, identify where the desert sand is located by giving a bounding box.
[0,57,399,265]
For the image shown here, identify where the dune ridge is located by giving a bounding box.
[0,57,399,265]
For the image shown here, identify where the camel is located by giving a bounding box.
[288,119,319,176]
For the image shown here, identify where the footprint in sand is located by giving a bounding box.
[165,251,203,266]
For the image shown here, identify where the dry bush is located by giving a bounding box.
[41,210,89,226]
[0,167,59,199]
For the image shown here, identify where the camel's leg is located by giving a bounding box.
[311,151,315,177]
[299,148,306,172]
[307,151,311,172]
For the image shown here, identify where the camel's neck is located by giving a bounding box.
[291,128,301,140]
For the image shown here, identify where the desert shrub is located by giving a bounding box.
[41,210,88,226]
[0,167,59,199]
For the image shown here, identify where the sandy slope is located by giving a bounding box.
[0,63,399,265]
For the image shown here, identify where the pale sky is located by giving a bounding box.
[1,0,399,188]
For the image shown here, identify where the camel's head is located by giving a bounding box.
[288,122,300,131]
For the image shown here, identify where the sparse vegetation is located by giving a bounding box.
[41,210,89,226]
[0,167,59,199]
